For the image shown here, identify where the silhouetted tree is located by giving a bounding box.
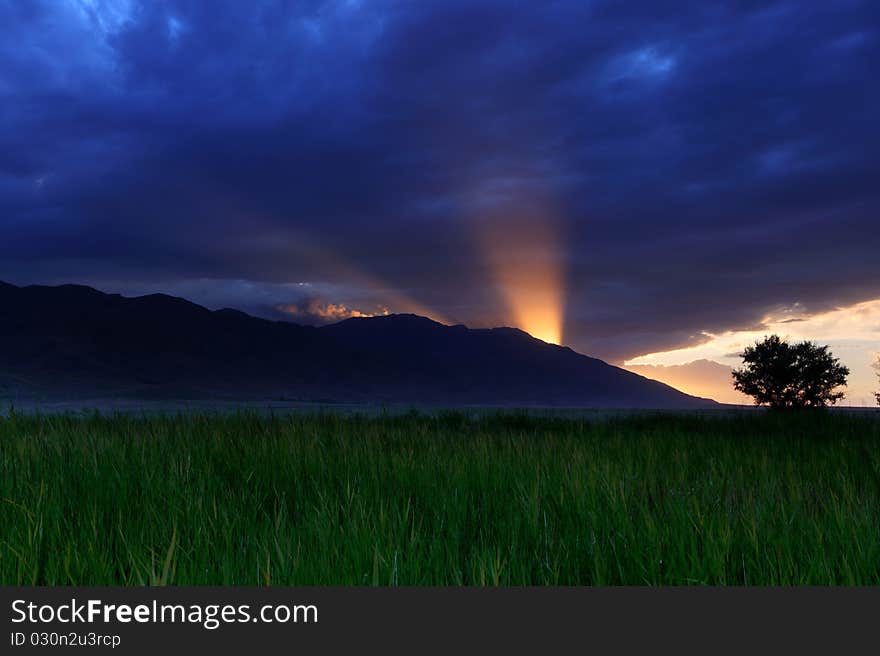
[732,335,849,409]
[875,356,880,406]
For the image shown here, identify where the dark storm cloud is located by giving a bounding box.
[1,0,878,361]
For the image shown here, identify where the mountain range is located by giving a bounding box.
[0,281,717,408]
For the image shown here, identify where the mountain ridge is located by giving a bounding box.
[0,281,718,408]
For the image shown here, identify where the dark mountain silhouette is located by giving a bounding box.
[0,282,717,408]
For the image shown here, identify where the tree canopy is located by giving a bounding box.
[732,335,849,409]
[875,357,879,406]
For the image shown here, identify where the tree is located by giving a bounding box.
[875,356,880,407]
[732,335,849,409]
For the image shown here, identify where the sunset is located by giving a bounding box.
[3,1,877,398]
[2,0,879,644]
[626,299,880,406]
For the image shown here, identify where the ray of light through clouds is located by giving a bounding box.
[468,183,566,345]
[625,300,880,406]
[483,219,565,345]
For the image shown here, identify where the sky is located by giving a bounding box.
[2,0,879,404]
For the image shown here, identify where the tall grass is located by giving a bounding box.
[1,409,879,585]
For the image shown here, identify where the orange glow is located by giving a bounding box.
[209,200,450,324]
[624,298,880,406]
[276,299,390,322]
[302,239,450,324]
[624,360,752,405]
[263,224,448,323]
[500,263,564,344]
[476,205,565,345]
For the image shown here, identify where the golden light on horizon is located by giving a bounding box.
[517,297,563,344]
[215,203,452,324]
[624,298,880,406]
[496,259,564,344]
[277,224,451,324]
[476,205,566,345]
[304,243,451,323]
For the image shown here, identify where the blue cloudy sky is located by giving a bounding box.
[2,1,878,401]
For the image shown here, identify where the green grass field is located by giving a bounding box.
[2,409,880,585]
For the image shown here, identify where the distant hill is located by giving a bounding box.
[0,282,717,408]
